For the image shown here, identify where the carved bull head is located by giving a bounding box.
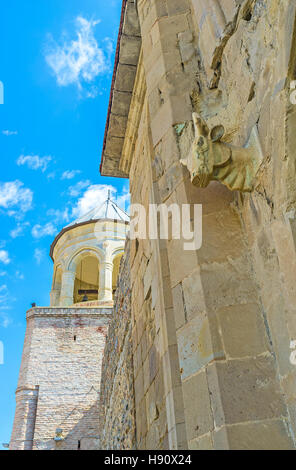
[180,113,263,192]
[181,113,226,188]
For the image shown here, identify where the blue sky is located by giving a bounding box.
[0,0,128,448]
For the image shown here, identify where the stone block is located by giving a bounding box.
[119,35,141,66]
[104,136,124,158]
[213,420,294,450]
[188,433,214,450]
[167,237,198,288]
[172,283,186,330]
[111,91,132,117]
[162,344,182,391]
[177,314,224,380]
[200,257,258,312]
[207,356,288,427]
[114,64,137,93]
[183,370,214,441]
[167,0,190,17]
[197,209,246,265]
[108,114,128,138]
[217,303,270,358]
[123,0,141,36]
[157,161,185,203]
[134,367,144,408]
[149,345,159,383]
[182,267,206,322]
[138,0,168,37]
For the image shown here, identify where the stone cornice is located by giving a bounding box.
[26,307,113,319]
[100,0,141,178]
[120,49,146,175]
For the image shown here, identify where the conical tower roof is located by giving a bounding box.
[50,191,129,260]
[65,190,129,228]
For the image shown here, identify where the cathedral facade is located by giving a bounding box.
[11,0,296,450]
[99,0,296,450]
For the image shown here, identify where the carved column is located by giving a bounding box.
[98,256,113,301]
[49,289,60,307]
[10,386,39,450]
[59,270,75,306]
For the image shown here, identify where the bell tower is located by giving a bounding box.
[10,197,129,450]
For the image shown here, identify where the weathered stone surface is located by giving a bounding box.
[217,303,270,358]
[183,371,214,441]
[188,433,214,450]
[10,308,111,450]
[99,241,136,450]
[207,356,288,426]
[214,420,294,450]
[177,314,224,380]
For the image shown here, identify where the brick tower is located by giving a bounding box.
[10,196,129,450]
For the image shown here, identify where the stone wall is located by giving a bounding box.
[189,0,296,448]
[99,239,136,449]
[101,0,296,450]
[10,307,111,450]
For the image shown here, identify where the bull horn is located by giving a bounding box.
[210,125,225,142]
[192,113,209,137]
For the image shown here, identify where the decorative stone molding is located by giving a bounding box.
[26,307,113,319]
[59,271,76,306]
[180,113,263,192]
[100,0,141,177]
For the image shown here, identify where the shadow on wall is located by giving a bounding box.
[34,401,101,450]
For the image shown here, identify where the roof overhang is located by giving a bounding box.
[100,0,141,178]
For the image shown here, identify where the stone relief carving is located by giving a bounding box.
[180,113,263,192]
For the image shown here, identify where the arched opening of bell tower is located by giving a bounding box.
[74,255,100,304]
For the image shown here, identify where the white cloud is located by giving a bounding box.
[68,180,91,197]
[1,316,11,328]
[61,170,81,180]
[2,130,18,136]
[10,222,29,239]
[0,285,11,327]
[116,183,130,213]
[34,248,45,265]
[0,180,33,216]
[71,184,114,218]
[45,16,112,93]
[0,284,16,327]
[0,272,6,277]
[17,154,52,172]
[0,250,10,265]
[71,184,130,219]
[47,208,70,223]
[47,172,56,180]
[15,271,24,280]
[32,222,57,239]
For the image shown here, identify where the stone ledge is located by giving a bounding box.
[100,0,141,178]
[26,307,113,319]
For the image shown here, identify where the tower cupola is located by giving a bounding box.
[49,192,129,307]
